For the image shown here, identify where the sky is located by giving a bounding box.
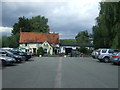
[0,0,102,39]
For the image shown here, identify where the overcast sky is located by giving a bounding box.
[1,0,101,39]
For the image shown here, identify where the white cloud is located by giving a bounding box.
[2,0,102,38]
[0,27,12,32]
[0,27,12,36]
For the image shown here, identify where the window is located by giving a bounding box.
[102,49,107,53]
[25,43,27,46]
[118,53,120,56]
[44,49,47,54]
[108,49,114,53]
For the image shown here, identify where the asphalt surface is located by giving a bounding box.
[2,57,119,88]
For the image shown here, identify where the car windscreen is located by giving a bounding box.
[5,50,14,55]
[9,50,20,55]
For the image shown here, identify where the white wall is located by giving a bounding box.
[20,42,54,55]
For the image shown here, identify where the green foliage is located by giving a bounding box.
[93,2,120,49]
[1,33,20,48]
[2,15,49,48]
[37,47,44,56]
[78,46,87,54]
[29,16,49,33]
[75,30,92,43]
[12,15,49,35]
[60,39,77,43]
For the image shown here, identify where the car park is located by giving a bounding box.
[111,52,120,65]
[10,49,32,61]
[3,50,25,63]
[97,48,119,63]
[0,50,16,66]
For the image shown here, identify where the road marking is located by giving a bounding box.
[54,58,62,88]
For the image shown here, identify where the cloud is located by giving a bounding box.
[0,27,12,37]
[1,0,101,38]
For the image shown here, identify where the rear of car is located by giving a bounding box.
[111,52,120,65]
[91,49,100,59]
[91,50,96,58]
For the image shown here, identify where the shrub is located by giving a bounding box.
[37,47,44,56]
[79,46,87,54]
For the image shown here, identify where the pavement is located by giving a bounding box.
[2,57,119,88]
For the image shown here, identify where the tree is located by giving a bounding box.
[78,46,87,54]
[93,2,120,49]
[1,33,19,48]
[12,15,49,35]
[75,30,91,43]
[12,16,31,35]
[60,39,77,44]
[29,16,49,33]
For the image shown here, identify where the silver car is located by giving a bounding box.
[91,49,100,59]
[98,48,119,63]
[0,55,16,66]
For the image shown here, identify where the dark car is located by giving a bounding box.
[111,52,120,65]
[4,50,25,63]
[10,49,31,61]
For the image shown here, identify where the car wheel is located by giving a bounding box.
[99,59,103,62]
[104,57,109,63]
[92,56,95,59]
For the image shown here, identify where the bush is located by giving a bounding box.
[37,47,44,56]
[77,46,92,56]
[79,46,87,54]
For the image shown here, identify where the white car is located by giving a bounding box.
[91,49,100,59]
[97,48,119,63]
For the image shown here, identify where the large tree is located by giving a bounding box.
[12,15,49,35]
[29,16,49,33]
[93,2,120,49]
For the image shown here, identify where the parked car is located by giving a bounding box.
[91,49,100,59]
[97,48,119,63]
[111,52,120,65]
[10,49,32,61]
[0,50,16,66]
[3,50,25,63]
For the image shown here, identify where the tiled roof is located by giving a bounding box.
[19,32,59,44]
